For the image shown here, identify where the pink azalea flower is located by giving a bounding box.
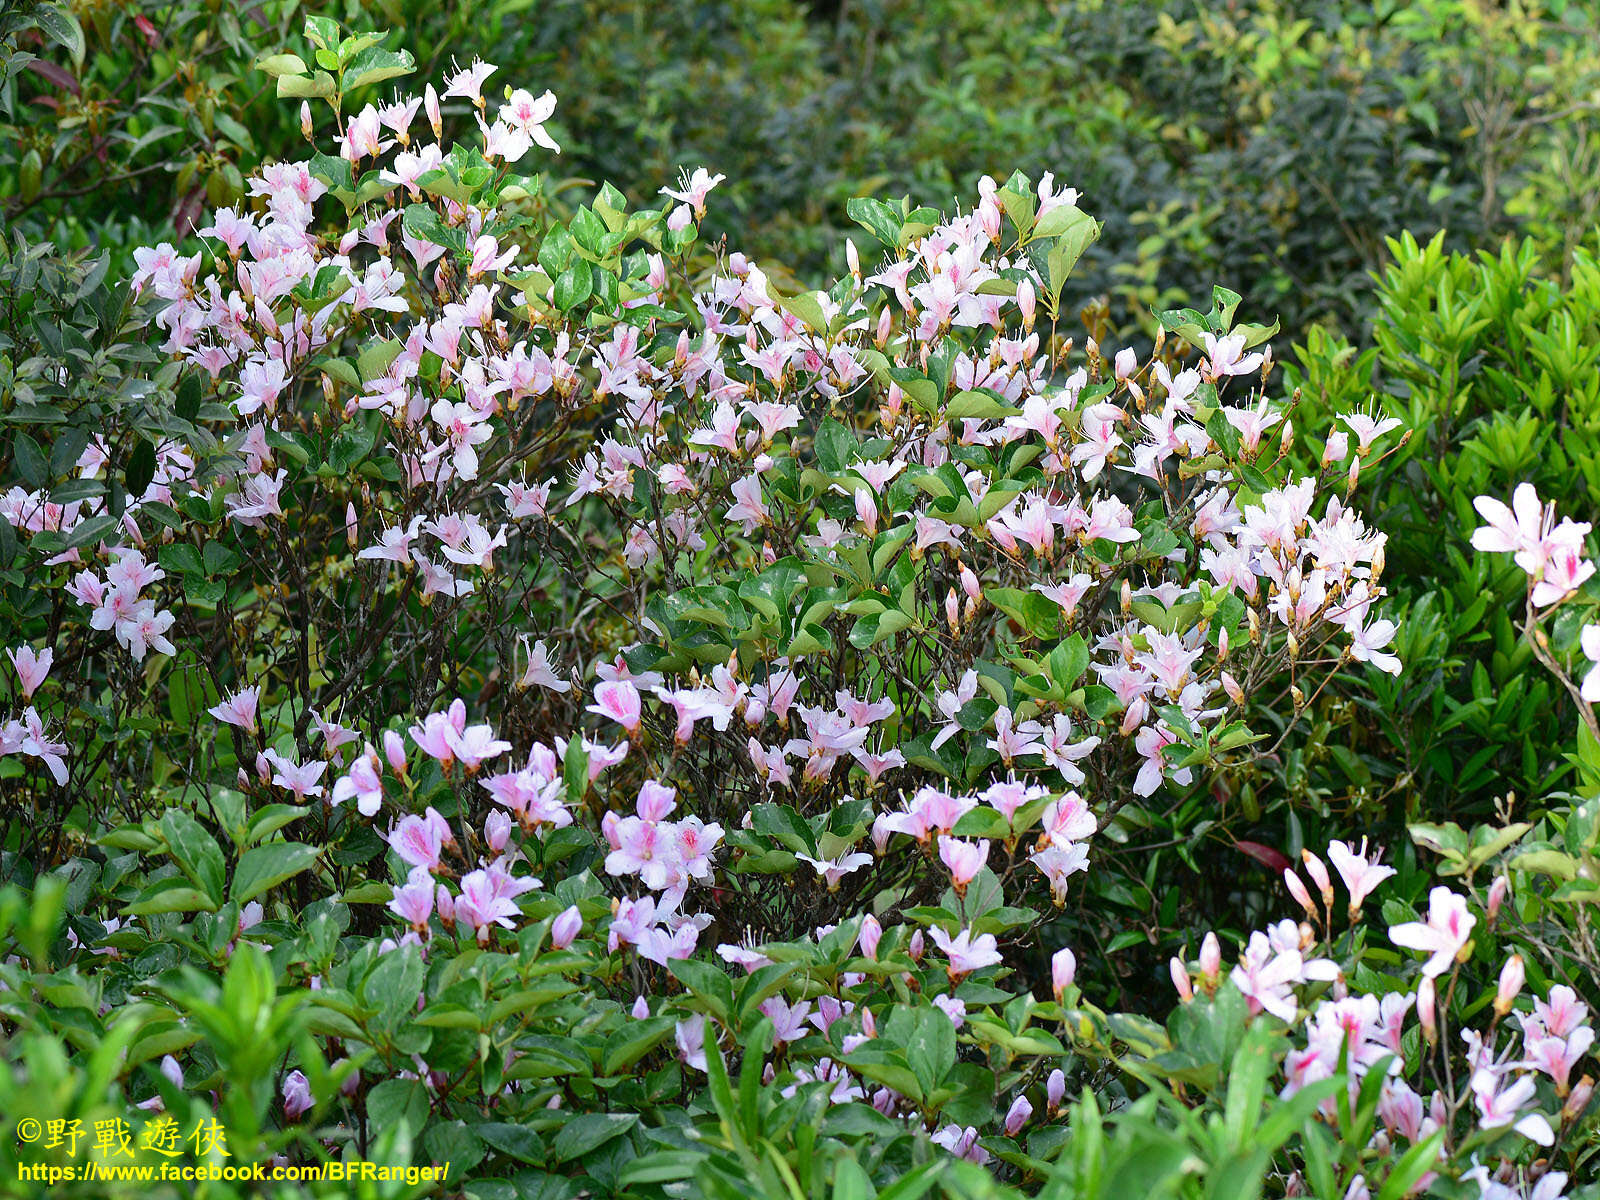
[937,836,989,890]
[587,680,642,735]
[207,685,260,734]
[1326,838,1396,920]
[1389,887,1476,978]
[390,808,451,873]
[929,926,1002,981]
[388,866,435,930]
[330,748,384,817]
[6,645,51,699]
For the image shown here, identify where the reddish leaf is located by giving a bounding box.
[24,58,79,95]
[1233,839,1291,874]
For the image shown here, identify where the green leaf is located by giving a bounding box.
[550,1113,637,1163]
[126,439,157,498]
[846,197,902,248]
[343,46,415,92]
[276,71,337,100]
[11,432,47,489]
[255,53,309,77]
[159,810,227,906]
[554,262,593,311]
[602,1016,676,1075]
[35,3,84,65]
[944,390,1015,421]
[230,842,320,904]
[367,1078,428,1133]
[327,420,377,473]
[889,1005,956,1104]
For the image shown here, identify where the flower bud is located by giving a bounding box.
[1322,430,1349,468]
[1284,869,1316,917]
[1487,874,1510,922]
[1120,579,1132,615]
[846,238,860,278]
[1046,1068,1066,1113]
[551,905,582,949]
[960,564,980,602]
[1302,849,1333,910]
[632,995,650,1019]
[1221,671,1245,707]
[859,914,883,960]
[945,587,961,634]
[1169,956,1193,1001]
[300,101,313,141]
[425,83,442,138]
[484,810,512,854]
[1051,947,1076,1001]
[1494,954,1524,1017]
[908,929,924,962]
[1200,931,1221,983]
[1562,1076,1593,1123]
[1016,278,1036,330]
[1004,1095,1033,1137]
[1417,977,1437,1045]
[345,502,359,550]
[383,729,408,775]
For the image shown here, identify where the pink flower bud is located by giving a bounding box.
[1563,1075,1593,1122]
[1169,956,1193,1001]
[1221,671,1245,706]
[1113,347,1137,381]
[484,810,512,854]
[434,885,455,925]
[1004,1095,1032,1137]
[383,729,408,775]
[551,905,582,949]
[1051,947,1076,1000]
[1417,977,1437,1045]
[1494,954,1524,1017]
[908,929,925,962]
[282,1069,313,1120]
[632,995,650,1019]
[1047,1068,1066,1112]
[1285,868,1316,916]
[1487,874,1510,921]
[425,83,441,138]
[1301,849,1333,908]
[1200,931,1221,983]
[300,101,313,141]
[846,238,859,277]
[1016,278,1036,329]
[960,564,980,602]
[859,914,883,960]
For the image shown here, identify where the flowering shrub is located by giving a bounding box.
[1,16,1594,1200]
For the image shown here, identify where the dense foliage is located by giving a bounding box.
[2,5,1599,1200]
